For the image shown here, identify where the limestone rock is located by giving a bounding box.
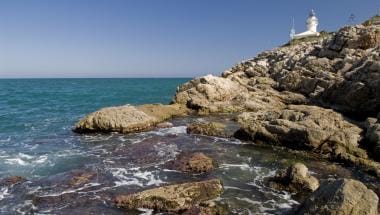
[295,179,379,215]
[174,75,248,114]
[187,122,230,138]
[114,179,223,213]
[236,105,363,152]
[165,152,215,173]
[269,163,319,193]
[73,104,187,134]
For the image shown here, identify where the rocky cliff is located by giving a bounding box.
[173,18,380,177]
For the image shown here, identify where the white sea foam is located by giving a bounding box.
[148,126,187,136]
[0,187,10,201]
[138,208,154,215]
[4,153,49,166]
[39,183,102,197]
[5,158,28,166]
[220,163,251,170]
[110,167,165,187]
[224,186,251,191]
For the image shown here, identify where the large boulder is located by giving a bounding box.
[269,163,319,193]
[236,105,363,153]
[73,104,187,134]
[174,75,249,114]
[114,179,223,213]
[295,179,379,215]
[235,105,380,176]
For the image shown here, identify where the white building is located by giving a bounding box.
[291,10,320,40]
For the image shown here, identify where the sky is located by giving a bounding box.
[0,0,379,78]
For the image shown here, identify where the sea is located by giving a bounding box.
[0,78,376,214]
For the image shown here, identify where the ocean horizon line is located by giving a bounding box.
[0,76,193,80]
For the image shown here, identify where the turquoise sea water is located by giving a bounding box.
[0,78,190,178]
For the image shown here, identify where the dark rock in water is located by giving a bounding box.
[183,204,228,215]
[114,179,223,213]
[365,120,380,162]
[0,176,26,186]
[68,171,96,187]
[73,104,188,134]
[268,163,319,194]
[295,178,379,215]
[165,152,215,173]
[187,122,231,138]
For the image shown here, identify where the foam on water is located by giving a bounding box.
[3,153,49,166]
[109,167,165,187]
[0,187,10,201]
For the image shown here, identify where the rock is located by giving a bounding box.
[366,122,380,161]
[0,176,26,186]
[73,104,187,134]
[68,171,96,187]
[320,51,380,116]
[295,179,379,215]
[236,105,363,153]
[269,163,319,193]
[114,179,223,213]
[156,122,174,129]
[187,122,231,138]
[236,105,380,176]
[165,152,215,173]
[174,75,249,114]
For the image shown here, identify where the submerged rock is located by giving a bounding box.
[269,163,319,193]
[0,176,26,186]
[73,104,187,134]
[295,179,379,215]
[165,152,215,173]
[114,179,223,213]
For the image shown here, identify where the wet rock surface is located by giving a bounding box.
[0,176,26,186]
[295,178,379,215]
[165,152,215,173]
[114,179,223,213]
[187,122,232,138]
[268,163,319,194]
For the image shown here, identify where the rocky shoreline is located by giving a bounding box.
[68,16,380,214]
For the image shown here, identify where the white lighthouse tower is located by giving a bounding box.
[291,10,320,39]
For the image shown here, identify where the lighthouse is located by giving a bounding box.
[291,10,320,40]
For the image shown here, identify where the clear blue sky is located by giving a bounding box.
[0,0,378,78]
